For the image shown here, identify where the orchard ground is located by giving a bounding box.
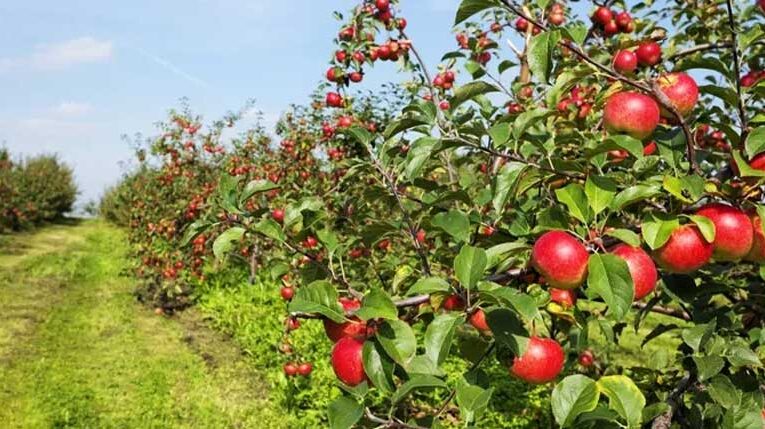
[0,220,685,428]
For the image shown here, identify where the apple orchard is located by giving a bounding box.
[103,0,765,427]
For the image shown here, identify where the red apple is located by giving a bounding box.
[331,337,367,386]
[272,208,285,223]
[696,203,754,261]
[746,212,765,263]
[442,294,466,311]
[657,72,699,118]
[603,92,661,140]
[280,286,294,301]
[636,42,662,67]
[653,225,714,273]
[323,298,372,342]
[615,12,632,31]
[592,7,613,26]
[510,337,565,384]
[550,288,577,308]
[469,309,490,333]
[284,362,298,376]
[612,244,658,300]
[326,92,343,108]
[613,50,638,74]
[531,231,589,289]
[578,350,594,367]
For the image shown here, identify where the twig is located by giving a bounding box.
[667,42,732,61]
[632,301,691,321]
[651,372,694,429]
[724,0,748,140]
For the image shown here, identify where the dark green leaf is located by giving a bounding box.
[454,245,488,290]
[288,281,344,323]
[587,254,634,320]
[212,227,245,259]
[425,313,465,365]
[552,375,600,428]
[328,396,363,429]
[356,288,398,321]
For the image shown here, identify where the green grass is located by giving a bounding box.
[0,220,277,429]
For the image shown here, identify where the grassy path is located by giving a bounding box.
[0,220,274,429]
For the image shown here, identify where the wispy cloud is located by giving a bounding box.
[0,37,113,72]
[129,45,210,88]
[52,101,93,117]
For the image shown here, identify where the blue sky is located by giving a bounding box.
[0,0,462,205]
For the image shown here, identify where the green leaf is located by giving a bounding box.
[407,277,450,296]
[486,308,528,356]
[597,375,646,428]
[432,209,471,243]
[687,215,716,243]
[610,185,661,210]
[641,214,680,250]
[240,179,279,203]
[562,23,588,45]
[288,281,345,323]
[450,81,500,110]
[485,241,530,270]
[527,30,561,83]
[556,183,592,224]
[341,126,373,145]
[552,375,601,428]
[377,319,417,366]
[512,107,550,139]
[212,227,245,259]
[362,341,395,393]
[406,355,444,377]
[454,0,499,25]
[585,176,617,215]
[425,313,465,366]
[746,126,765,159]
[693,355,725,381]
[456,378,494,423]
[405,137,440,179]
[391,375,447,404]
[488,122,511,146]
[492,162,527,213]
[605,229,641,247]
[726,345,762,368]
[317,228,339,252]
[681,320,716,352]
[454,245,488,290]
[356,288,398,321]
[587,254,634,320]
[328,396,363,429]
[707,375,740,409]
[733,150,765,177]
[602,135,645,160]
[392,265,414,292]
[254,218,285,242]
[700,84,739,108]
[384,116,430,139]
[478,282,541,322]
[181,220,211,246]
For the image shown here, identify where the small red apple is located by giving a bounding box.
[284,362,298,376]
[510,336,565,384]
[613,50,638,74]
[592,7,613,26]
[531,231,589,289]
[272,208,285,223]
[653,225,714,273]
[611,244,658,300]
[323,298,372,342]
[331,337,367,386]
[469,309,490,333]
[280,286,294,301]
[603,92,661,140]
[326,92,343,108]
[636,42,662,67]
[657,72,699,118]
[297,362,313,376]
[696,203,754,261]
[578,350,594,367]
[442,294,466,311]
[549,288,577,308]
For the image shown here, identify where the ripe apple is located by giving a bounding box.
[592,6,613,26]
[439,100,450,110]
[297,362,313,376]
[280,286,294,301]
[746,212,765,263]
[323,298,372,342]
[696,203,753,261]
[442,294,466,311]
[611,244,658,300]
[304,235,318,249]
[636,42,662,67]
[284,362,298,376]
[578,350,594,367]
[469,309,490,333]
[331,337,367,386]
[603,92,661,140]
[615,12,632,31]
[272,208,285,223]
[415,229,426,243]
[375,0,390,11]
[549,288,577,308]
[653,225,714,273]
[326,92,343,108]
[510,337,565,384]
[532,231,589,289]
[603,20,619,36]
[515,17,529,32]
[613,50,638,74]
[657,72,699,118]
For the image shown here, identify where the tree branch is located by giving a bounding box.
[724,0,748,140]
[651,372,695,429]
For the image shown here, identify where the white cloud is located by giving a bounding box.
[0,37,113,72]
[53,101,93,117]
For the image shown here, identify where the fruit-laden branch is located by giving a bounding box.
[497,0,699,174]
[651,372,695,429]
[723,0,748,140]
[581,0,618,45]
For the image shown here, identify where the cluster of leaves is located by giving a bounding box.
[0,148,77,232]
